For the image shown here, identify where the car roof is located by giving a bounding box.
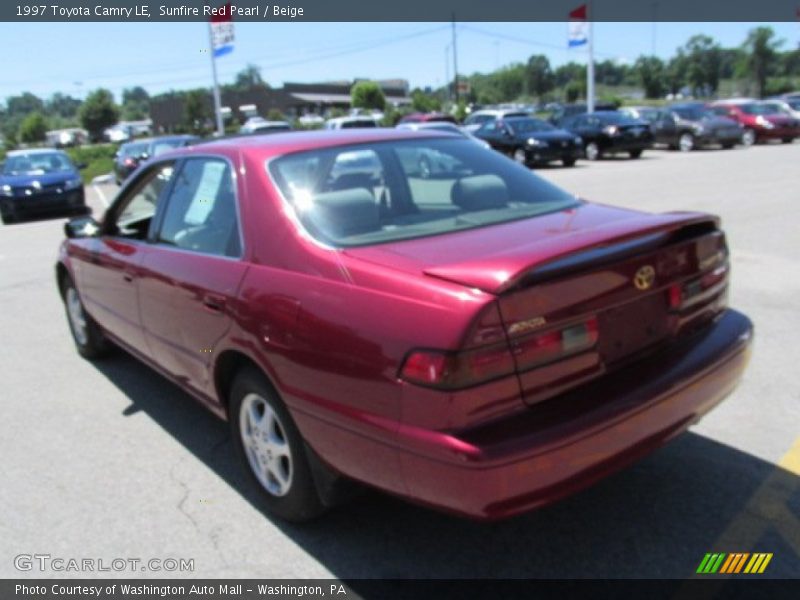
[6,147,65,156]
[395,122,460,131]
[176,129,455,161]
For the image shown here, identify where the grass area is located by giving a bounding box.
[65,144,118,183]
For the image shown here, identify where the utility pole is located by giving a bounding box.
[445,44,451,102]
[586,2,595,113]
[451,14,459,103]
[207,21,225,136]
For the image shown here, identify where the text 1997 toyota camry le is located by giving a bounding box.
[56,130,752,521]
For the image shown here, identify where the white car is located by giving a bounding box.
[324,116,379,130]
[462,108,530,133]
[240,118,292,134]
[395,121,491,149]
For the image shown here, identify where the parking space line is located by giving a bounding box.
[777,436,800,475]
[92,182,109,208]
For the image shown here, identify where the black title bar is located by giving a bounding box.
[3,0,800,22]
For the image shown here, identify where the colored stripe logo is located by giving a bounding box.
[696,553,773,574]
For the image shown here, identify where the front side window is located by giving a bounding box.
[269,138,578,247]
[112,163,175,239]
[157,158,241,258]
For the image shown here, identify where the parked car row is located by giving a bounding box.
[466,97,800,168]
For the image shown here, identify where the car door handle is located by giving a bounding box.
[122,272,134,283]
[202,294,226,313]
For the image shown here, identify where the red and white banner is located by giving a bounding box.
[568,4,588,48]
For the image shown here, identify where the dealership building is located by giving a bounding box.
[149,79,411,132]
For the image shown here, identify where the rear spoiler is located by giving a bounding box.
[423,212,720,295]
[510,217,721,292]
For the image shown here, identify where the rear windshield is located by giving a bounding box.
[268,138,579,247]
[507,118,556,133]
[120,142,149,157]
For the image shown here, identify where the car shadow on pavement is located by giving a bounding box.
[92,351,800,580]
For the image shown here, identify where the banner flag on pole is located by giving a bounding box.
[210,3,234,58]
[568,4,588,48]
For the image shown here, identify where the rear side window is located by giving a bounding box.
[268,138,578,247]
[157,158,241,258]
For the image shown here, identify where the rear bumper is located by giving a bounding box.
[396,309,753,520]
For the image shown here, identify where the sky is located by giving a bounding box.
[3,21,800,103]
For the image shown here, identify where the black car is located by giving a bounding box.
[548,102,618,127]
[651,103,743,151]
[560,112,654,160]
[0,149,88,224]
[474,117,583,167]
[113,135,197,184]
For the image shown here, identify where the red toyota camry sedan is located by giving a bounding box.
[56,130,752,521]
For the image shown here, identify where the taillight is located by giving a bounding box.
[511,317,598,372]
[400,316,600,389]
[400,342,516,390]
[668,264,728,311]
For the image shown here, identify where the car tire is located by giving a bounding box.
[229,367,327,522]
[585,142,601,161]
[512,148,528,165]
[722,143,736,149]
[629,149,643,159]
[741,128,756,147]
[678,132,695,152]
[562,157,576,167]
[781,138,795,144]
[1,212,15,225]
[62,276,112,359]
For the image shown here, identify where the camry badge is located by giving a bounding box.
[634,265,656,290]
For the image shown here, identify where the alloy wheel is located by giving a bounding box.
[513,148,527,164]
[585,142,600,161]
[239,393,293,497]
[741,129,756,147]
[66,287,88,346]
[679,133,695,152]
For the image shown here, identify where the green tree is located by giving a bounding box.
[410,88,441,112]
[234,64,268,91]
[635,56,666,99]
[184,89,211,133]
[46,93,81,119]
[121,86,150,121]
[665,56,687,95]
[266,108,285,121]
[19,112,48,143]
[525,55,555,98]
[350,81,386,111]
[738,26,783,98]
[79,89,119,141]
[6,92,44,117]
[680,35,722,96]
[554,62,586,88]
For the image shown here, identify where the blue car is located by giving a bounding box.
[0,148,88,224]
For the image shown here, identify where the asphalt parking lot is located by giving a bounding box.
[1,143,798,580]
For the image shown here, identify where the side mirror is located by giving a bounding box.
[75,162,88,170]
[64,215,100,239]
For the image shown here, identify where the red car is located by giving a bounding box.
[398,112,458,125]
[709,100,800,145]
[57,130,753,521]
